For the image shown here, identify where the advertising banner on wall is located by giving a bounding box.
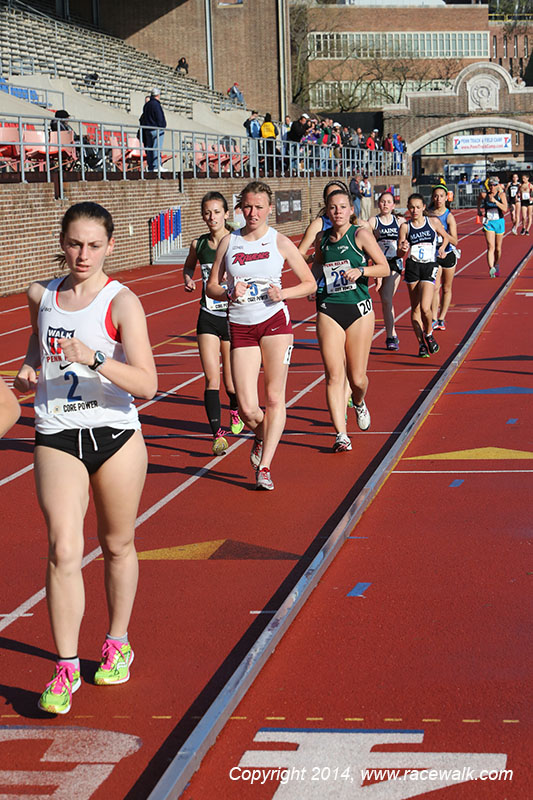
[452,134,512,154]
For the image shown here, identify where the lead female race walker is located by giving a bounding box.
[207,181,315,491]
[183,191,244,456]
[398,193,449,357]
[477,177,508,277]
[312,187,389,452]
[15,202,157,714]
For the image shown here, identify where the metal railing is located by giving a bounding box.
[0,111,406,198]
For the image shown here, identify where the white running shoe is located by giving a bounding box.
[250,437,263,469]
[354,400,371,431]
[256,467,274,490]
[333,433,352,452]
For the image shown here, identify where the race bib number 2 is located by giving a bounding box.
[45,360,103,415]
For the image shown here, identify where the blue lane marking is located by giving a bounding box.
[448,386,533,395]
[449,479,464,487]
[347,582,371,597]
[348,536,369,539]
[507,418,518,424]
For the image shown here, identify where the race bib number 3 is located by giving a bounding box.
[235,278,272,304]
[324,260,355,294]
[44,360,103,416]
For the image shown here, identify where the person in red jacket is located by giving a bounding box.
[366,130,378,150]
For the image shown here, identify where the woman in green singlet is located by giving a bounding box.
[312,187,389,453]
[183,192,244,455]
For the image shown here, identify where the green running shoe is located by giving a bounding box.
[94,640,134,685]
[38,662,80,715]
[229,409,244,435]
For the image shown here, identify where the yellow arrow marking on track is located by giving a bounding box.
[405,446,533,461]
[137,539,225,560]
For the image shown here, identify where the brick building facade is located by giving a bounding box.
[0,173,411,295]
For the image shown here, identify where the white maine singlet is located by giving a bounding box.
[224,226,286,325]
[34,277,140,434]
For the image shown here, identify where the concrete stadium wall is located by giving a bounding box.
[0,174,411,296]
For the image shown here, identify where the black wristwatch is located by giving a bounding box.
[89,350,106,370]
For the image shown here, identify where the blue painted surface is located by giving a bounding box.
[347,582,372,597]
[448,386,533,395]
[294,339,319,344]
[449,479,464,487]
[507,418,518,424]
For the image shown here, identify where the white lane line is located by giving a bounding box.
[0,464,34,487]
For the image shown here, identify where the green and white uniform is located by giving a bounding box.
[196,233,229,340]
[317,225,373,329]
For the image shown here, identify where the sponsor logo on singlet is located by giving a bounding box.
[232,251,270,266]
[47,326,74,355]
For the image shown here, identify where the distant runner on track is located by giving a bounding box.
[429,185,460,331]
[368,190,406,352]
[398,193,449,358]
[207,181,315,491]
[312,187,389,453]
[14,202,157,715]
[183,191,244,456]
[477,177,508,278]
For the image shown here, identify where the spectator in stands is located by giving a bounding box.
[288,112,310,172]
[366,129,379,151]
[228,82,245,105]
[383,133,394,152]
[280,114,291,157]
[350,170,363,219]
[356,127,364,147]
[288,113,310,144]
[142,88,167,171]
[360,174,373,220]
[176,57,189,76]
[260,113,279,174]
[331,122,343,174]
[84,72,99,88]
[50,109,74,134]
[243,110,261,139]
[244,110,261,171]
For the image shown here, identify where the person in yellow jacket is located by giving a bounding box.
[260,113,279,173]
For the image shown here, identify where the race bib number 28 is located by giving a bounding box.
[324,260,354,294]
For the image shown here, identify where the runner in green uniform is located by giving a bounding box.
[183,192,244,455]
[312,188,389,452]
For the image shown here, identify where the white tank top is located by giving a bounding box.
[34,277,140,434]
[225,226,286,325]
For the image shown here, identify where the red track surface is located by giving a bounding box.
[0,209,530,799]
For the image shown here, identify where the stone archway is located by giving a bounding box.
[382,62,533,156]
[408,116,533,156]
